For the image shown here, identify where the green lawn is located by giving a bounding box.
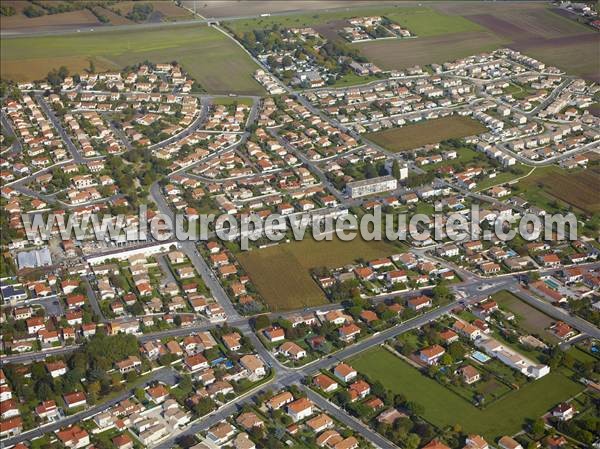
[332,72,381,88]
[212,96,255,106]
[421,146,480,173]
[1,24,264,95]
[350,347,583,441]
[475,164,530,191]
[566,346,598,364]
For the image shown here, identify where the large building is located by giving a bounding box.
[346,175,398,198]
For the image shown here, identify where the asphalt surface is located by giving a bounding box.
[83,276,107,323]
[1,367,178,447]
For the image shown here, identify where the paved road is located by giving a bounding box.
[148,97,211,151]
[1,109,22,154]
[0,344,82,364]
[35,93,85,163]
[141,299,462,449]
[83,276,107,323]
[1,367,178,447]
[302,386,399,449]
[149,182,241,320]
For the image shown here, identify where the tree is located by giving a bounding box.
[179,375,193,395]
[392,159,401,179]
[440,353,453,366]
[448,342,466,360]
[432,284,452,301]
[405,434,421,449]
[135,388,146,402]
[253,314,270,330]
[58,66,69,79]
[194,398,216,416]
[530,418,546,439]
[406,400,425,416]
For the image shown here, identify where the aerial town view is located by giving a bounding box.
[0,2,599,449]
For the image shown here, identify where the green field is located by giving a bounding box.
[350,347,584,441]
[1,24,264,95]
[475,164,530,191]
[365,116,487,153]
[226,6,482,36]
[492,290,558,344]
[225,6,494,73]
[237,237,401,311]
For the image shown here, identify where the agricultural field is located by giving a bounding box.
[89,6,133,26]
[236,237,401,311]
[492,291,559,344]
[437,2,599,81]
[357,30,507,71]
[225,6,483,36]
[1,24,264,95]
[350,346,584,441]
[0,7,101,32]
[108,1,193,22]
[184,0,390,18]
[517,166,600,216]
[515,36,600,83]
[365,116,488,153]
[222,2,598,80]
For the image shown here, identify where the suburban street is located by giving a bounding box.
[0,367,178,447]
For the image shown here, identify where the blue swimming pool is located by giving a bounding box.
[471,351,491,363]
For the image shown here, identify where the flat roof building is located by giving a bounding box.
[346,175,398,198]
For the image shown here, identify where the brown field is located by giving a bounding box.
[365,116,487,153]
[493,291,558,344]
[466,8,590,39]
[452,4,598,81]
[536,168,600,215]
[520,166,600,216]
[1,55,117,82]
[91,6,133,26]
[358,30,507,70]
[512,35,600,83]
[0,8,100,31]
[1,0,34,14]
[109,1,193,21]
[237,237,401,311]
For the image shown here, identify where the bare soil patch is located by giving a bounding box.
[91,6,133,26]
[467,14,535,39]
[365,116,487,152]
[1,8,100,30]
[358,31,507,71]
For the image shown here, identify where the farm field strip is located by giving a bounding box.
[365,116,488,153]
[236,237,401,311]
[0,24,264,95]
[518,166,600,215]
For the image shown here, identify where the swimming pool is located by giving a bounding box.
[545,278,560,289]
[471,351,491,363]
